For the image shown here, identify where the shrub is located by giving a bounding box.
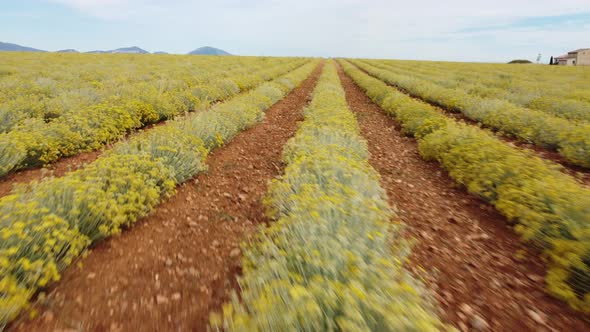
[212,62,443,331]
[341,59,590,313]
[508,59,533,64]
[0,60,319,327]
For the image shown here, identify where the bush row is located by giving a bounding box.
[0,55,295,133]
[352,60,590,168]
[340,59,590,313]
[370,60,590,123]
[0,59,308,177]
[371,58,590,102]
[0,61,318,327]
[211,62,444,331]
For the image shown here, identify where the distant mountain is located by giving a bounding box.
[2,42,233,56]
[188,46,231,56]
[86,46,149,54]
[110,46,149,54]
[0,42,46,52]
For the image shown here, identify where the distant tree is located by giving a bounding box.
[508,59,533,64]
[549,56,554,65]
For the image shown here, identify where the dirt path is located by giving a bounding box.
[349,61,590,186]
[337,63,589,331]
[9,63,322,332]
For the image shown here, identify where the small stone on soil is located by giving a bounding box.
[156,295,169,304]
[527,309,546,325]
[460,303,474,316]
[470,315,489,331]
[43,311,54,323]
[230,248,241,258]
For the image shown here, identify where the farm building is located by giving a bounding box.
[555,48,590,66]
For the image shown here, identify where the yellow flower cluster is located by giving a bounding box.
[0,54,266,131]
[340,60,590,313]
[0,153,176,325]
[0,53,309,177]
[367,59,590,123]
[351,60,590,168]
[212,62,444,331]
[0,61,318,326]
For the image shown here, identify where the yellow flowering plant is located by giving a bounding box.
[341,59,590,313]
[352,60,590,168]
[0,60,318,326]
[0,54,309,177]
[212,62,444,331]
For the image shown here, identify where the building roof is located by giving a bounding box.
[568,48,590,54]
[555,53,574,60]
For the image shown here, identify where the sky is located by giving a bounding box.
[1,0,590,62]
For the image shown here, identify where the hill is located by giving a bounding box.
[110,46,149,54]
[188,46,231,56]
[0,41,46,52]
[86,46,149,54]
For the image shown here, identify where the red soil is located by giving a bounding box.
[9,63,322,332]
[351,62,590,186]
[0,122,168,199]
[337,62,590,331]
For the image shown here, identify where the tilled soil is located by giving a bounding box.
[10,63,322,332]
[0,122,168,199]
[0,150,102,198]
[350,62,590,186]
[337,63,590,331]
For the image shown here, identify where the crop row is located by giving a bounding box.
[351,59,590,168]
[370,60,590,123]
[374,58,590,103]
[0,55,295,133]
[0,58,309,177]
[211,62,444,331]
[340,59,590,313]
[0,60,318,327]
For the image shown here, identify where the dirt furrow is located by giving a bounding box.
[0,62,312,199]
[0,120,172,199]
[337,63,589,331]
[9,63,323,332]
[349,61,590,186]
[0,150,101,198]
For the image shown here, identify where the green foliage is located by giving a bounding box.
[112,126,208,183]
[0,60,318,326]
[0,153,176,325]
[351,60,590,168]
[340,59,590,313]
[212,62,444,331]
[527,97,590,123]
[363,58,590,123]
[0,54,309,177]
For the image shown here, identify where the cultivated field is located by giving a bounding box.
[0,54,589,331]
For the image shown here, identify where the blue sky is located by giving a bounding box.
[1,0,590,62]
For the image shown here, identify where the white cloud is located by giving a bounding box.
[46,0,170,19]
[39,0,590,60]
